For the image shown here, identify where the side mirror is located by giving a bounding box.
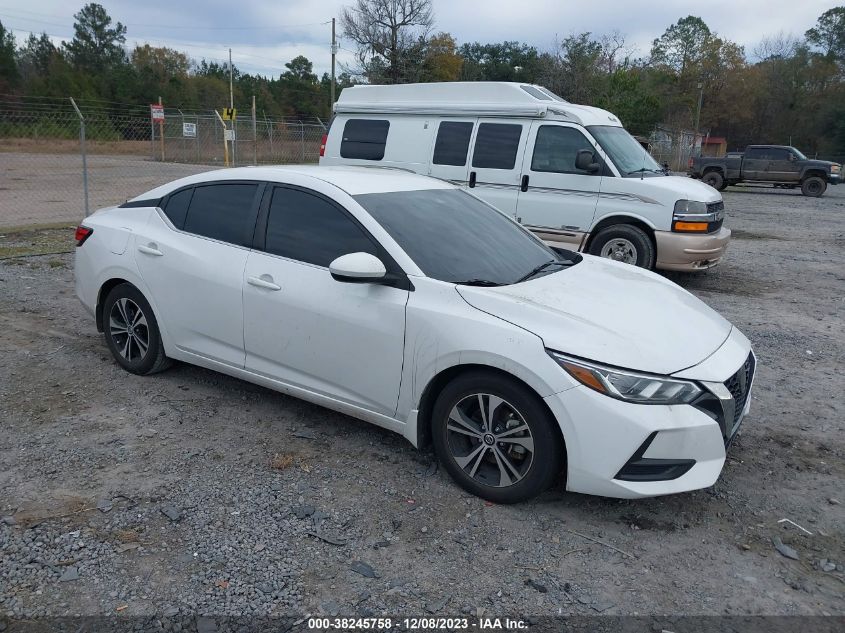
[575,149,600,173]
[789,154,797,161]
[329,252,387,283]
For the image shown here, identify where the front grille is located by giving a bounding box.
[707,201,725,233]
[707,201,724,213]
[724,353,756,429]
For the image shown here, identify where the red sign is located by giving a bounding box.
[150,104,164,121]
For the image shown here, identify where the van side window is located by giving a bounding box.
[433,122,474,166]
[340,119,390,160]
[472,123,522,170]
[531,126,598,175]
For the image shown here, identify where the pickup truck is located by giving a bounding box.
[688,145,842,197]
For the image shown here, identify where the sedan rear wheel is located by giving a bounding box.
[432,371,563,503]
[103,283,172,375]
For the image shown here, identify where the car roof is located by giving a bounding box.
[129,165,455,201]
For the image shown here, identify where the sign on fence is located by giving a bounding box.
[224,128,236,141]
[150,104,164,121]
[182,122,197,138]
[221,107,237,120]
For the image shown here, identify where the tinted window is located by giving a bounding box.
[163,188,193,229]
[767,148,790,161]
[356,189,567,285]
[745,147,765,160]
[340,119,390,160]
[182,183,259,246]
[531,126,597,174]
[265,187,376,267]
[433,121,474,166]
[472,123,522,169]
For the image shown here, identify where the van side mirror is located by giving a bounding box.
[329,252,387,283]
[575,149,600,173]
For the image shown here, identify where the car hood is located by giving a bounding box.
[612,175,723,203]
[456,256,732,376]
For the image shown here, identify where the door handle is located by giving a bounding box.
[247,275,281,291]
[137,243,163,256]
[468,171,476,188]
[520,174,529,192]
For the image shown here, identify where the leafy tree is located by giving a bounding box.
[0,20,19,90]
[341,0,434,83]
[64,3,127,73]
[650,16,712,75]
[459,41,543,82]
[17,32,57,81]
[420,32,462,81]
[805,6,845,62]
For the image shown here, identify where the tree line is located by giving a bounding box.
[1,1,844,155]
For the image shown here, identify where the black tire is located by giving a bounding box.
[801,176,826,197]
[102,283,172,375]
[431,371,564,504]
[702,170,725,191]
[588,224,655,269]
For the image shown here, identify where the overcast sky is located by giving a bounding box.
[1,0,841,77]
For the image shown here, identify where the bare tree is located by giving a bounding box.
[341,0,434,83]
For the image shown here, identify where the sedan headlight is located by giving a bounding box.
[548,351,702,405]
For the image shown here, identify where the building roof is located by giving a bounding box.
[334,82,624,127]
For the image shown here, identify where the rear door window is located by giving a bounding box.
[340,119,390,160]
[264,187,377,267]
[163,188,193,229]
[182,183,260,246]
[433,121,474,166]
[744,148,765,160]
[471,123,522,169]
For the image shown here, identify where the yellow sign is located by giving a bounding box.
[221,107,237,120]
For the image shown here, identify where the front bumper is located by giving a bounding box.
[654,227,731,272]
[544,329,754,499]
[828,173,841,185]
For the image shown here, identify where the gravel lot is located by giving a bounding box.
[1,183,843,626]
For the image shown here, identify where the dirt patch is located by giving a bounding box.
[731,229,787,241]
[0,224,76,259]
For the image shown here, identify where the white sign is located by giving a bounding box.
[182,122,197,138]
[224,129,236,141]
[150,104,164,121]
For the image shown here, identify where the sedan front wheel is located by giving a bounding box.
[432,371,563,503]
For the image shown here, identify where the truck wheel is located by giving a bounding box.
[588,224,655,269]
[703,171,725,191]
[801,177,826,197]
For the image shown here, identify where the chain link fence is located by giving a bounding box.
[1,95,326,229]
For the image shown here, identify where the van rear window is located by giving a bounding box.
[433,121,474,166]
[340,119,390,160]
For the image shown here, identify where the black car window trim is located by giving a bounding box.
[119,197,162,208]
[254,183,412,291]
[158,180,265,248]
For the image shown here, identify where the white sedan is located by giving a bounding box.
[74,166,755,503]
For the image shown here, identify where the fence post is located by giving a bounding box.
[264,113,273,162]
[69,97,89,217]
[300,122,305,162]
[252,95,257,165]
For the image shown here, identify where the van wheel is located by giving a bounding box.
[703,171,725,190]
[431,371,563,504]
[589,224,655,269]
[801,176,826,197]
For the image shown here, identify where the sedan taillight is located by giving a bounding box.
[319,133,327,157]
[75,225,93,246]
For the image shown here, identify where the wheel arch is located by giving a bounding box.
[702,165,725,175]
[415,363,567,460]
[584,214,656,252]
[801,168,827,182]
[96,277,132,332]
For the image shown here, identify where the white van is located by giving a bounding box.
[320,82,731,271]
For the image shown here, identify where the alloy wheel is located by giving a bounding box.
[109,298,150,363]
[445,393,535,488]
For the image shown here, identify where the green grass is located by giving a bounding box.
[0,223,76,260]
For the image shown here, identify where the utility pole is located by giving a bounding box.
[331,18,337,111]
[693,82,703,157]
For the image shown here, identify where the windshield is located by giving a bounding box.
[355,189,574,286]
[588,125,663,176]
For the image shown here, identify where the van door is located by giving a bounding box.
[428,119,475,185]
[515,122,601,246]
[466,119,530,216]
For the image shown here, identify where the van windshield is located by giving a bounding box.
[589,125,663,177]
[355,189,579,286]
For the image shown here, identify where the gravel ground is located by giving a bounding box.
[0,183,843,625]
